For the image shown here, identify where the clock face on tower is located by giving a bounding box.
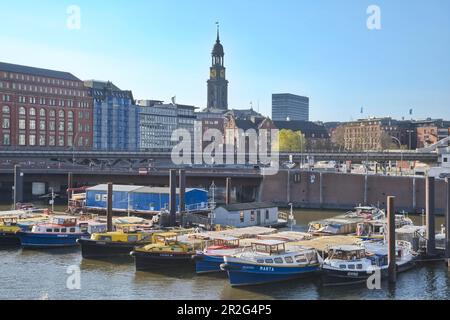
[220,70,225,78]
[210,69,217,78]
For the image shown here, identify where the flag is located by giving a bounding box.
[409,108,413,115]
[360,107,364,114]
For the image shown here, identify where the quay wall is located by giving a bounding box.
[259,170,448,214]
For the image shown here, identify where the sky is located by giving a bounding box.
[0,0,449,122]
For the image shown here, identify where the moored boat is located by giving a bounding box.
[321,240,416,286]
[77,225,157,259]
[0,217,21,246]
[17,216,106,249]
[193,236,241,274]
[130,232,195,271]
[220,240,321,287]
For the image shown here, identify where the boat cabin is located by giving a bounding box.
[354,206,385,220]
[91,231,153,243]
[32,225,81,234]
[327,245,366,261]
[153,232,179,245]
[207,236,240,250]
[50,216,78,227]
[251,240,286,255]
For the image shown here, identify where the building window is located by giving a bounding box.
[49,110,56,118]
[19,119,26,130]
[58,121,65,131]
[39,135,46,146]
[265,210,269,220]
[2,105,9,114]
[240,211,244,223]
[49,135,55,146]
[19,134,26,146]
[29,107,36,116]
[40,108,46,117]
[68,111,73,119]
[58,135,65,146]
[19,107,26,116]
[2,118,10,129]
[29,134,36,146]
[3,133,10,146]
[49,121,55,131]
[39,120,46,130]
[29,120,36,130]
[68,122,73,132]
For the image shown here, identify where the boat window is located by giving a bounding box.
[274,258,283,264]
[69,228,76,233]
[265,259,274,264]
[257,259,264,264]
[46,229,52,233]
[99,236,112,242]
[284,256,294,263]
[339,265,346,269]
[54,228,60,233]
[128,235,138,242]
[348,264,355,270]
[295,255,307,263]
[61,228,67,233]
[357,264,363,270]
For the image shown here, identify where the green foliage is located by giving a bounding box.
[278,129,306,152]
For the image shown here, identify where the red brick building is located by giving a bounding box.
[0,62,92,150]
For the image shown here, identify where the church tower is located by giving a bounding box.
[207,24,228,110]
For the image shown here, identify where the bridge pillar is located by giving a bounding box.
[364,174,368,205]
[67,172,73,208]
[225,177,232,205]
[13,165,24,206]
[412,177,417,213]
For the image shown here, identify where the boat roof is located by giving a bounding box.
[330,244,364,251]
[155,232,178,238]
[252,239,286,246]
[208,235,239,242]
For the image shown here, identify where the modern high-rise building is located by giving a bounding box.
[207,25,228,111]
[0,62,93,150]
[85,80,139,151]
[272,93,309,121]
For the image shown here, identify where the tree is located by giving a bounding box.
[278,129,306,152]
[331,126,346,150]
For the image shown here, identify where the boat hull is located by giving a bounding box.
[0,232,21,246]
[78,239,149,259]
[194,253,225,274]
[322,261,416,286]
[221,261,321,287]
[131,250,195,271]
[18,232,86,248]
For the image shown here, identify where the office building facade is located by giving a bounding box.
[272,93,309,121]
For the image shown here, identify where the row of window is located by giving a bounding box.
[9,134,90,147]
[1,72,80,87]
[2,105,91,120]
[255,254,308,265]
[2,94,89,108]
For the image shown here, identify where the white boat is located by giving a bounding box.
[321,240,416,286]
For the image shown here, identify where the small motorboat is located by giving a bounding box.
[0,217,21,246]
[193,236,241,274]
[130,232,195,271]
[321,240,416,286]
[77,224,157,259]
[17,216,107,249]
[220,240,321,287]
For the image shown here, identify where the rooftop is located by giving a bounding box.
[219,202,276,211]
[0,61,80,82]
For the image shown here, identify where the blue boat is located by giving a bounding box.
[17,216,107,249]
[193,236,241,274]
[220,240,321,286]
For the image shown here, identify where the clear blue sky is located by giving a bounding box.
[1,0,449,122]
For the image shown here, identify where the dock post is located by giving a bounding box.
[169,169,177,226]
[67,172,73,209]
[364,174,368,205]
[13,165,24,207]
[179,170,186,213]
[426,176,436,256]
[107,182,113,232]
[387,196,397,283]
[446,178,450,270]
[225,177,231,205]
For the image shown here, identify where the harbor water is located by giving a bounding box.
[1,206,449,300]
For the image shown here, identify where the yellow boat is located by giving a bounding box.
[131,232,195,271]
[77,224,157,259]
[0,217,21,245]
